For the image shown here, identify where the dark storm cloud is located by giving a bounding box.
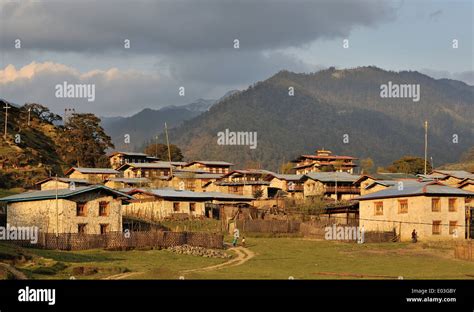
[1,0,395,53]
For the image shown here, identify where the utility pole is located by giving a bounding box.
[27,107,32,127]
[55,174,59,238]
[155,135,159,158]
[3,102,10,140]
[424,120,428,175]
[164,122,173,177]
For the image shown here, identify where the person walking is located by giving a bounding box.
[411,229,418,243]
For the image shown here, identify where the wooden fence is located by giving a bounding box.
[10,231,224,250]
[455,241,474,261]
[236,219,301,234]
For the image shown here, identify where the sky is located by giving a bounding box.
[0,0,472,117]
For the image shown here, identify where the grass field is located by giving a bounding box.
[2,238,474,280]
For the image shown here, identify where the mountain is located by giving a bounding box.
[164,66,474,171]
[102,91,240,151]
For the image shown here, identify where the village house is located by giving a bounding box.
[35,177,91,191]
[104,177,151,190]
[302,172,360,201]
[0,185,133,235]
[430,170,474,186]
[356,181,474,241]
[182,161,234,174]
[117,162,175,180]
[205,169,275,199]
[268,174,304,199]
[123,189,253,221]
[108,151,159,169]
[355,173,418,196]
[65,167,120,184]
[291,149,358,174]
[169,172,224,192]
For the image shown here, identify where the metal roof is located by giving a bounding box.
[128,189,253,201]
[67,167,119,174]
[173,173,224,179]
[35,177,90,185]
[433,170,474,180]
[273,174,304,181]
[304,172,360,183]
[109,151,148,157]
[356,182,474,200]
[185,161,234,166]
[118,162,173,169]
[106,178,150,184]
[0,185,134,203]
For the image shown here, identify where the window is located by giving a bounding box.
[432,221,442,235]
[449,221,458,235]
[99,201,109,216]
[190,203,196,212]
[448,198,457,212]
[76,202,87,216]
[398,199,408,214]
[78,223,87,234]
[431,198,441,212]
[100,224,109,235]
[173,202,180,212]
[374,201,383,216]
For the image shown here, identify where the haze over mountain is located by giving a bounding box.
[162,66,473,171]
[101,91,239,150]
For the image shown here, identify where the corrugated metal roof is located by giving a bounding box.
[356,182,474,200]
[304,172,359,183]
[173,173,223,179]
[433,170,474,180]
[0,185,133,203]
[129,189,253,201]
[185,161,234,166]
[70,167,119,174]
[106,178,150,183]
[273,174,304,181]
[35,177,90,185]
[120,162,173,169]
[109,151,148,157]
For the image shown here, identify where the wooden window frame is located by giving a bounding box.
[431,198,441,212]
[99,201,109,217]
[398,199,408,214]
[173,202,180,212]
[78,223,87,234]
[448,198,457,212]
[190,202,196,212]
[374,201,383,216]
[76,202,87,217]
[432,220,442,235]
[100,224,109,235]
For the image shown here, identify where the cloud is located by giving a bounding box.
[0,62,184,116]
[0,0,396,54]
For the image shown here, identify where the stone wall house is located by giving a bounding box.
[182,161,233,174]
[65,167,120,184]
[0,185,133,234]
[291,149,358,174]
[356,181,474,241]
[431,170,474,186]
[35,177,91,191]
[268,174,304,199]
[104,177,151,189]
[169,172,223,192]
[117,162,177,180]
[302,172,360,201]
[355,173,418,196]
[124,189,253,221]
[205,170,274,199]
[108,151,159,169]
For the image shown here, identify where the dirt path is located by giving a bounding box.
[102,271,143,280]
[181,246,255,275]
